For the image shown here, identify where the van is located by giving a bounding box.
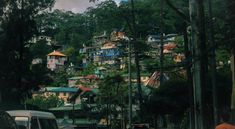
[0,110,18,129]
[7,110,58,129]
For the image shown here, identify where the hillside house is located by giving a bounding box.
[80,31,126,69]
[146,34,178,61]
[68,75,100,88]
[123,73,150,84]
[30,35,52,45]
[47,51,67,71]
[110,31,128,41]
[94,41,122,66]
[145,71,169,88]
[146,34,177,49]
[48,87,99,129]
[33,87,78,103]
[79,45,100,67]
[68,77,85,87]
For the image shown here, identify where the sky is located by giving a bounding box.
[53,0,124,13]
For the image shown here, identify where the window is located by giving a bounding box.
[31,117,39,129]
[14,117,29,129]
[39,119,58,129]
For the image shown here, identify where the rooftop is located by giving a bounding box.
[45,87,78,93]
[47,51,66,57]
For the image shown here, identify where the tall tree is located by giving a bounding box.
[0,0,54,103]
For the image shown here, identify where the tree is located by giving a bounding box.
[145,78,190,128]
[36,10,94,64]
[97,73,127,129]
[85,0,124,34]
[25,94,63,110]
[0,0,55,103]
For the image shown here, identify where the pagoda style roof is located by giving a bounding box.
[47,51,66,57]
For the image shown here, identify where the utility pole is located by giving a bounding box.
[19,0,25,100]
[159,0,164,85]
[128,39,132,128]
[130,0,143,120]
[207,0,218,126]
[183,23,194,129]
[231,47,235,123]
[189,0,205,128]
[72,101,75,124]
[229,0,235,123]
[197,0,207,127]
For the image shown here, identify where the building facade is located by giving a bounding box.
[47,51,67,71]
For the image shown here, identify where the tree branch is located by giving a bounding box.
[164,0,190,23]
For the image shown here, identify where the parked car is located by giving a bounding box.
[7,110,59,129]
[0,110,19,129]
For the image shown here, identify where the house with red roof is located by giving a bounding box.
[47,50,67,71]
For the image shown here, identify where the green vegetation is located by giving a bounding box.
[0,0,55,103]
[0,0,234,128]
[25,95,63,110]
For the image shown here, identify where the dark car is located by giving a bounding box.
[0,110,18,129]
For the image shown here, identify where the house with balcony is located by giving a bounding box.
[80,31,126,69]
[47,51,67,71]
[79,45,100,68]
[95,41,122,67]
[146,34,177,50]
[146,34,185,64]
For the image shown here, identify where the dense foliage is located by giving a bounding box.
[0,0,55,102]
[25,95,63,109]
[0,0,234,128]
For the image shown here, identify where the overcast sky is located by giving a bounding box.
[53,0,124,13]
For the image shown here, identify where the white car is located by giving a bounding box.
[0,110,19,129]
[7,110,59,129]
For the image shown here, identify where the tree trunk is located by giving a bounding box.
[231,47,235,123]
[196,0,208,128]
[228,0,235,123]
[189,0,207,128]
[130,0,143,119]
